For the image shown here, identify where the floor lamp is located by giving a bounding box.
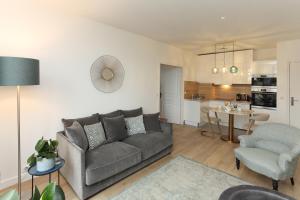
[0,57,39,197]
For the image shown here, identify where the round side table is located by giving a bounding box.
[28,158,65,198]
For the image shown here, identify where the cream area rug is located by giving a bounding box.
[110,156,250,200]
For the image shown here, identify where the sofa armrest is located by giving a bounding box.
[57,132,85,199]
[160,122,172,136]
[278,145,300,171]
[238,135,258,148]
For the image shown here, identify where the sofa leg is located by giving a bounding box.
[272,179,279,191]
[290,177,295,186]
[235,158,240,170]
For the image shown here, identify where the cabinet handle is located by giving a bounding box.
[291,97,294,106]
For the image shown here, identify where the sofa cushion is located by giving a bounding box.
[62,113,99,128]
[121,107,143,118]
[122,132,172,160]
[99,110,121,123]
[65,121,89,151]
[102,115,128,143]
[143,113,162,132]
[85,142,141,185]
[235,147,284,180]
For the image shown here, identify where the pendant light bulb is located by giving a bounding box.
[212,44,219,74]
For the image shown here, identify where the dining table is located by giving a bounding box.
[209,107,254,143]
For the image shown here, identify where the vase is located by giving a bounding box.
[36,158,55,172]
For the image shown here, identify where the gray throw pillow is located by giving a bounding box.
[143,113,162,132]
[65,121,89,151]
[62,113,100,128]
[99,110,121,124]
[125,115,146,135]
[121,107,143,118]
[84,122,106,150]
[103,115,128,143]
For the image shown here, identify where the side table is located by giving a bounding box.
[28,158,65,198]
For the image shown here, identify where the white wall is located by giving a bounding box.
[276,39,300,124]
[0,4,187,188]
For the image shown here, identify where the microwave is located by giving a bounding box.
[251,75,277,87]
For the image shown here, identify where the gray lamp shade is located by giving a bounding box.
[0,56,39,86]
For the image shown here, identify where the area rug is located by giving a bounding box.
[110,156,250,200]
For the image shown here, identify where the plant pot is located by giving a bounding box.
[36,158,55,172]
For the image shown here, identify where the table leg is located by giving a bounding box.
[229,114,234,143]
[31,176,34,198]
[58,170,60,185]
[49,173,51,183]
[220,114,239,143]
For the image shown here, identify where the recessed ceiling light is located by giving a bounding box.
[220,16,225,20]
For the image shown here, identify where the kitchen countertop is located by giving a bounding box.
[184,98,251,104]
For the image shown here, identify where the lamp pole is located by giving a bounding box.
[17,86,21,196]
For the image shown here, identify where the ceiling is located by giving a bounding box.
[41,0,300,53]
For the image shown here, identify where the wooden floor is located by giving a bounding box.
[1,124,300,199]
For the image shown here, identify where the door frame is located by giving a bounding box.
[288,61,300,126]
[160,64,183,124]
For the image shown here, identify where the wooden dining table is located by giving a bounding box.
[209,107,254,143]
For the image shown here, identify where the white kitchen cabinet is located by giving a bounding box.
[184,100,201,126]
[252,60,277,75]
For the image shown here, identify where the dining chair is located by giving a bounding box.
[200,107,222,136]
[246,113,270,134]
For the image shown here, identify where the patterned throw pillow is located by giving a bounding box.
[125,115,146,136]
[84,122,106,150]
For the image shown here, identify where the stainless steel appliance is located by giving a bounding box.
[251,75,277,87]
[251,87,277,109]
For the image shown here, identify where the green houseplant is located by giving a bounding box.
[27,137,58,172]
[0,183,65,200]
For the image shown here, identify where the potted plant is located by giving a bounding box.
[27,137,58,172]
[0,182,65,200]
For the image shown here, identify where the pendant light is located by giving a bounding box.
[221,44,227,73]
[230,42,238,73]
[212,44,219,74]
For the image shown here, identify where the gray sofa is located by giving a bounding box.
[57,112,172,200]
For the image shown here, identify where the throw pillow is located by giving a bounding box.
[84,122,106,150]
[125,115,146,135]
[99,110,122,123]
[65,121,89,151]
[143,113,162,132]
[62,113,100,128]
[121,107,143,118]
[102,115,128,142]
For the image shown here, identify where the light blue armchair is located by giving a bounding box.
[235,123,300,191]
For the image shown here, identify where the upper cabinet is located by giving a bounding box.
[196,50,253,84]
[252,60,277,75]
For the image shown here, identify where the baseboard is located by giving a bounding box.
[0,173,31,190]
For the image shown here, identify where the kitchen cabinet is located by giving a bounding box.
[252,60,277,75]
[196,50,253,85]
[184,100,201,126]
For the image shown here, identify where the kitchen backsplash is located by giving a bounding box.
[184,81,251,101]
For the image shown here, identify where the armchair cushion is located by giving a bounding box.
[85,142,141,185]
[255,140,291,154]
[235,148,284,180]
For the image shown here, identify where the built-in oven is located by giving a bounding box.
[251,87,277,110]
[251,75,277,87]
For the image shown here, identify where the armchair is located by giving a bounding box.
[234,123,300,191]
